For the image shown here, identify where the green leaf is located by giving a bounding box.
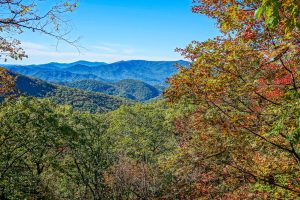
[255,7,263,18]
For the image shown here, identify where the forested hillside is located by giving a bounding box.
[4,60,189,84]
[0,98,186,199]
[0,68,127,113]
[64,79,161,101]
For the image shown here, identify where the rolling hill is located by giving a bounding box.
[64,79,161,101]
[0,68,128,113]
[31,70,103,83]
[3,60,189,85]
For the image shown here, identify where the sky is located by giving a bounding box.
[7,0,219,64]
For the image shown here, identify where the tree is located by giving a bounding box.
[0,68,16,100]
[0,97,75,199]
[104,101,178,199]
[62,112,116,200]
[0,0,78,61]
[0,0,78,97]
[255,0,299,35]
[165,0,300,198]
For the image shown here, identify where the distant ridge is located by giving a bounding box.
[64,79,162,101]
[0,67,128,113]
[3,60,189,85]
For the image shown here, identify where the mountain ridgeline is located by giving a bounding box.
[0,68,128,113]
[63,79,162,102]
[4,60,189,85]
[1,60,188,102]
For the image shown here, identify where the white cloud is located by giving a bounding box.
[21,42,47,51]
[92,43,136,55]
[5,41,181,64]
[93,45,117,52]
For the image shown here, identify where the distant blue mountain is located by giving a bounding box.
[31,71,105,83]
[63,64,98,74]
[64,79,161,101]
[46,61,107,68]
[68,60,107,67]
[2,60,189,85]
[85,60,189,84]
[0,67,127,113]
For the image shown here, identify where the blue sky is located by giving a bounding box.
[8,0,219,64]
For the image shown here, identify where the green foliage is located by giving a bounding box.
[0,97,181,199]
[255,0,281,27]
[65,79,161,102]
[107,101,177,163]
[47,86,127,113]
[1,68,128,113]
[103,101,179,199]
[0,97,75,199]
[255,0,300,35]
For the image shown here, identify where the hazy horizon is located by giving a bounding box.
[5,0,219,65]
[2,59,188,66]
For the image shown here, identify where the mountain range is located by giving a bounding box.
[63,79,162,102]
[0,68,128,113]
[3,60,189,85]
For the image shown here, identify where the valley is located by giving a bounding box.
[4,60,188,85]
[0,68,129,113]
[1,60,187,111]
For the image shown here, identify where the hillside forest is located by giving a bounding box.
[0,0,300,199]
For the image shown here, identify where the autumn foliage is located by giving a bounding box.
[0,68,16,98]
[165,0,300,198]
